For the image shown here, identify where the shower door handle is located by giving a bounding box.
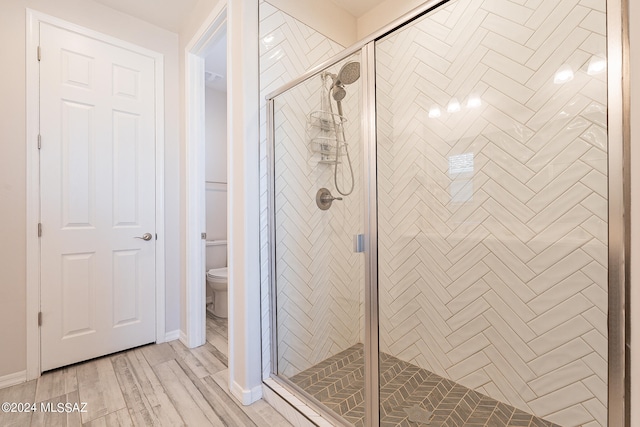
[353,234,365,253]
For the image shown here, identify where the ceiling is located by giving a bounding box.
[93,0,391,34]
[329,0,389,17]
[92,0,199,33]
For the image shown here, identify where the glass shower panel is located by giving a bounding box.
[271,52,366,424]
[375,0,608,426]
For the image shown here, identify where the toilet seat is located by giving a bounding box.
[207,267,228,281]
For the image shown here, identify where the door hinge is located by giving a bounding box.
[37,134,41,149]
[38,223,42,237]
[201,232,206,240]
[37,46,41,62]
[38,312,42,327]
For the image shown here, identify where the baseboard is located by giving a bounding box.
[231,380,263,405]
[164,329,181,342]
[179,330,189,346]
[0,371,27,390]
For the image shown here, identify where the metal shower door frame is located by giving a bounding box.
[265,0,629,425]
[266,40,381,425]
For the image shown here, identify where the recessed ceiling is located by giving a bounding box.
[329,0,389,18]
[92,0,199,32]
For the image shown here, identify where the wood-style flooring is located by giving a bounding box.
[0,315,293,427]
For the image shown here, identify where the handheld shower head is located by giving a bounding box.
[332,85,346,102]
[336,61,360,85]
[329,61,360,103]
[318,61,359,197]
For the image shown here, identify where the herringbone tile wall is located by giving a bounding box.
[375,0,608,426]
[259,1,365,380]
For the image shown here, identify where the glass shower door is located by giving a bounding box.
[375,0,609,425]
[269,52,367,425]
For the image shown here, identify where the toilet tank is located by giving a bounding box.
[206,240,227,270]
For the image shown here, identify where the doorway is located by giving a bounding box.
[185,0,263,404]
[183,6,228,349]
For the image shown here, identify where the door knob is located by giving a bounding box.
[135,233,153,241]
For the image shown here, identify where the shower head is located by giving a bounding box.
[332,85,346,102]
[336,61,360,85]
[329,61,360,103]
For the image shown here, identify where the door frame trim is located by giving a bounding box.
[25,9,166,380]
[182,2,227,350]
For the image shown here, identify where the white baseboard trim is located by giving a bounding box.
[179,330,188,345]
[231,380,263,405]
[0,371,27,390]
[164,329,181,342]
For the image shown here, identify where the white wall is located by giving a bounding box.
[226,0,263,403]
[264,0,424,48]
[205,88,228,185]
[0,0,180,379]
[357,0,426,40]
[205,87,228,247]
[265,0,357,47]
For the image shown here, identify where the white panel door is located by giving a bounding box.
[39,22,157,371]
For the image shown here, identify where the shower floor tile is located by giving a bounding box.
[289,344,561,427]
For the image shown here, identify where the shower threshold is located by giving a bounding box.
[289,344,561,427]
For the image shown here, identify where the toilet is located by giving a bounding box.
[206,240,228,318]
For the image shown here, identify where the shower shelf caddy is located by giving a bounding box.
[307,110,347,164]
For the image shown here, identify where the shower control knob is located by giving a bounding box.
[316,188,342,210]
[321,194,343,202]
